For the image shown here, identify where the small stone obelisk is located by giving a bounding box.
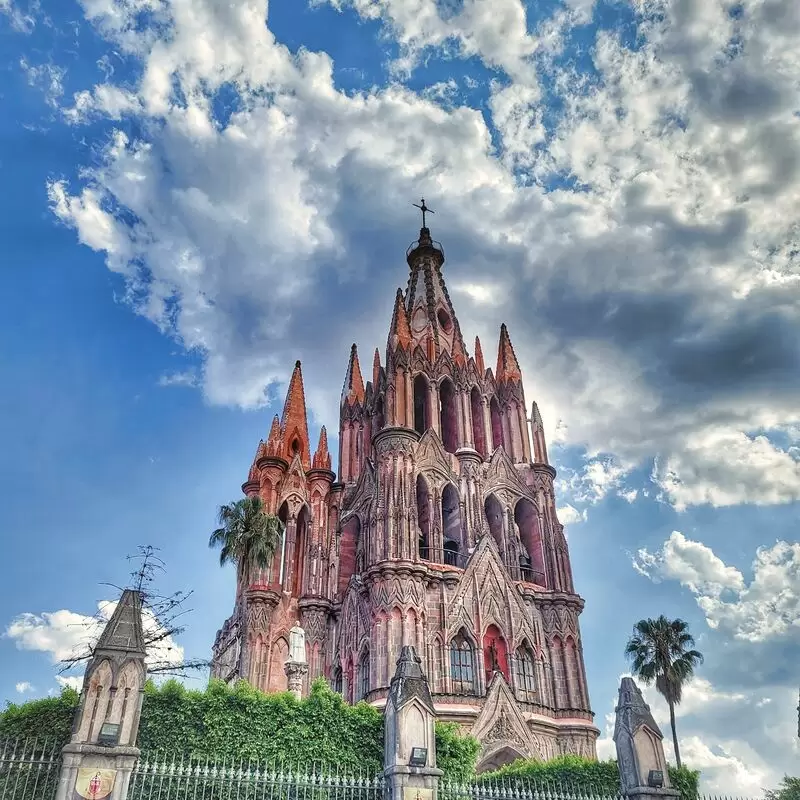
[284,623,309,700]
[613,677,679,800]
[55,590,147,800]
[383,646,442,800]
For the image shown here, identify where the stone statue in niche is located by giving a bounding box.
[288,623,307,664]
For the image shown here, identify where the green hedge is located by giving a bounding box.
[483,755,700,799]
[0,679,478,780]
[0,687,79,741]
[0,685,699,799]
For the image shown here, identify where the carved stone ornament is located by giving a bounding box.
[485,712,525,747]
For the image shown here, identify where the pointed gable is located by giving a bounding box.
[279,360,311,469]
[496,323,522,383]
[484,446,531,497]
[471,675,538,763]
[415,428,455,478]
[445,535,540,649]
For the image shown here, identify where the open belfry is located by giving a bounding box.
[211,207,598,768]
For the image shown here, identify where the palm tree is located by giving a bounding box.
[624,615,703,769]
[209,497,284,585]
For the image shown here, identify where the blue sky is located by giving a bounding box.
[1,0,799,793]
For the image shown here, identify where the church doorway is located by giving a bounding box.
[477,745,526,773]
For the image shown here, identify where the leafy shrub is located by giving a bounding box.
[0,679,478,779]
[0,688,79,741]
[482,755,699,800]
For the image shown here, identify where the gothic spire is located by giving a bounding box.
[312,425,332,471]
[342,343,366,406]
[404,209,466,363]
[496,323,522,383]
[279,360,311,468]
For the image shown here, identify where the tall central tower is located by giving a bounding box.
[212,213,598,769]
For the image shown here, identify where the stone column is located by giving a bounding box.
[55,590,147,800]
[613,677,679,800]
[384,647,443,800]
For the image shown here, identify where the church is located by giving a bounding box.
[211,210,598,769]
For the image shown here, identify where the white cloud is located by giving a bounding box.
[158,370,198,388]
[55,675,84,692]
[653,428,800,511]
[556,504,586,525]
[633,532,800,643]
[4,599,184,670]
[15,681,33,694]
[25,0,800,516]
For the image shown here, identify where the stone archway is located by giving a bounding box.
[477,744,526,773]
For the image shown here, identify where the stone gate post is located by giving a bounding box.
[383,646,443,800]
[55,590,147,800]
[613,677,680,800]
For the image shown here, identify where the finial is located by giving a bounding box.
[412,198,434,228]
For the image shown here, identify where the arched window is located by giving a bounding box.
[338,517,360,596]
[513,645,536,695]
[482,625,509,684]
[441,483,463,563]
[489,396,504,451]
[514,498,546,587]
[332,665,343,694]
[413,374,430,435]
[293,505,309,596]
[484,494,504,555]
[416,474,431,560]
[449,631,476,695]
[359,649,370,700]
[275,502,289,586]
[470,387,486,458]
[443,540,459,566]
[374,396,385,436]
[439,378,458,453]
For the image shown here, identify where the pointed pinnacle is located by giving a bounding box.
[266,415,281,455]
[312,425,332,471]
[474,335,485,375]
[496,323,522,383]
[342,343,366,405]
[373,348,381,387]
[531,401,543,427]
[389,288,412,349]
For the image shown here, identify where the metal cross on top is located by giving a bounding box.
[413,198,434,228]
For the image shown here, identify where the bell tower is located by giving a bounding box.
[212,202,597,768]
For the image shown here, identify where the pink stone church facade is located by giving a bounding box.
[211,221,598,769]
